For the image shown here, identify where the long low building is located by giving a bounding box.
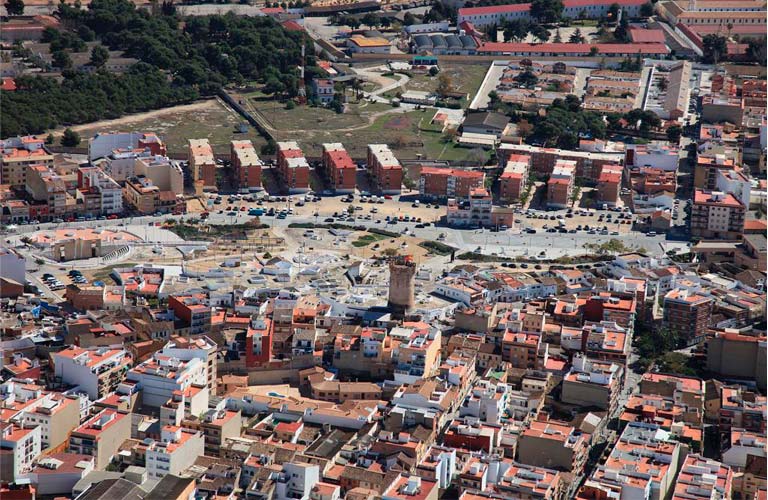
[476,42,669,57]
[458,0,646,27]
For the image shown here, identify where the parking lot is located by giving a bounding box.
[518,206,637,237]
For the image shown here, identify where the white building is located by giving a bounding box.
[625,143,680,171]
[125,353,207,407]
[0,247,25,284]
[1,422,42,481]
[52,347,132,400]
[145,425,205,479]
[275,462,320,500]
[78,167,123,215]
[716,169,751,207]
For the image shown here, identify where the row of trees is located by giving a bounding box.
[1,64,199,138]
[2,0,313,138]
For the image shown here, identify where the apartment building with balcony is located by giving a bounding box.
[68,409,131,470]
[707,330,767,392]
[322,143,356,193]
[502,331,543,370]
[0,383,80,451]
[0,136,54,188]
[168,293,212,334]
[546,160,576,209]
[561,354,623,412]
[367,144,403,194]
[134,154,184,194]
[0,422,42,482]
[446,188,513,229]
[625,143,679,172]
[499,154,530,203]
[162,335,218,393]
[124,176,181,215]
[719,386,766,437]
[419,167,484,200]
[277,141,310,193]
[25,164,68,218]
[662,288,714,345]
[52,346,131,400]
[694,153,737,190]
[392,327,441,384]
[640,373,705,411]
[126,351,208,408]
[199,408,241,456]
[691,190,746,240]
[77,166,123,215]
[231,140,263,191]
[596,163,623,207]
[499,143,621,180]
[722,429,766,469]
[188,138,216,189]
[145,425,204,479]
[516,419,590,473]
[671,454,732,500]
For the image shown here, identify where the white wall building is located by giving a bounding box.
[145,426,205,479]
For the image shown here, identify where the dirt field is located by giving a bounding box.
[59,98,267,156]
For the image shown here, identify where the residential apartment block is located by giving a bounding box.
[188,138,216,190]
[367,144,403,194]
[419,167,484,200]
[321,143,356,194]
[499,154,530,203]
[277,141,310,193]
[231,140,263,191]
[691,190,746,240]
[68,409,131,470]
[547,160,576,209]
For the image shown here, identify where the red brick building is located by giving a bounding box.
[596,163,623,206]
[499,143,621,180]
[168,293,211,335]
[322,143,356,193]
[546,159,576,209]
[663,288,713,346]
[231,140,263,190]
[276,141,310,193]
[499,154,530,203]
[367,144,403,194]
[691,190,746,240]
[419,167,484,199]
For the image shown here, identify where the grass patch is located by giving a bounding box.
[91,262,137,282]
[457,252,513,262]
[419,240,457,256]
[352,232,390,247]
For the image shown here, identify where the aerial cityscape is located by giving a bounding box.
[0,0,765,498]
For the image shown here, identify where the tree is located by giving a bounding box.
[261,140,277,155]
[361,12,380,28]
[746,37,767,65]
[4,0,24,15]
[553,29,562,43]
[607,2,620,21]
[702,34,727,64]
[45,134,54,145]
[530,24,550,43]
[514,68,538,87]
[52,50,72,69]
[569,28,585,43]
[428,66,439,77]
[436,73,453,97]
[666,125,682,143]
[403,12,416,26]
[614,16,630,42]
[503,19,531,42]
[640,2,654,17]
[89,45,109,68]
[530,0,563,23]
[61,128,80,147]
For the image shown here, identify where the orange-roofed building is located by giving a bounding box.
[322,143,356,193]
[672,455,732,500]
[516,419,590,473]
[596,163,623,207]
[277,141,310,193]
[145,426,204,479]
[368,144,402,194]
[547,159,576,209]
[231,139,263,190]
[662,288,713,345]
[68,408,131,470]
[419,166,485,200]
[52,346,131,400]
[691,189,746,240]
[188,138,216,190]
[499,154,530,203]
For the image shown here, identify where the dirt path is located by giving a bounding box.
[49,100,221,136]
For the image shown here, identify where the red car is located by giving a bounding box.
[384,195,393,200]
[107,214,118,219]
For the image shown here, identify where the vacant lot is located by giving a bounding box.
[395,64,490,100]
[245,94,487,162]
[67,98,266,156]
